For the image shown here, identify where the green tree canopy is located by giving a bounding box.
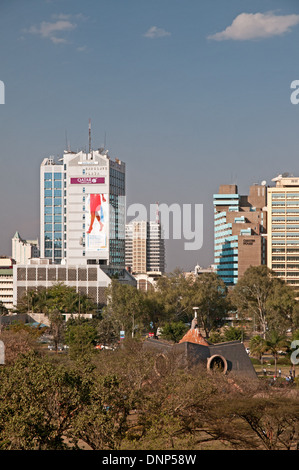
[17,283,96,315]
[230,265,297,338]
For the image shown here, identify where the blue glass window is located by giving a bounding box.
[54,189,62,197]
[44,181,52,189]
[44,207,52,214]
[54,198,62,206]
[44,189,52,197]
[45,215,52,223]
[53,180,62,189]
[44,173,52,180]
[44,198,52,206]
[54,206,62,214]
[54,173,62,180]
[45,224,52,231]
[45,233,53,240]
[54,215,62,223]
[45,249,52,257]
[54,224,62,231]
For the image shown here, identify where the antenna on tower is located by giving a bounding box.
[88,119,91,155]
[156,201,160,224]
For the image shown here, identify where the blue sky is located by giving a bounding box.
[1,0,299,271]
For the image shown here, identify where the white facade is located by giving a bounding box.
[40,148,126,267]
[12,232,39,265]
[125,220,165,274]
[0,257,15,311]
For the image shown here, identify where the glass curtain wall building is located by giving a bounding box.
[214,184,267,286]
[40,158,64,265]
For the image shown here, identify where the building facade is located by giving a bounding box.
[13,258,136,309]
[213,184,267,286]
[267,175,299,287]
[0,257,15,311]
[12,232,39,265]
[125,220,165,275]
[40,148,126,267]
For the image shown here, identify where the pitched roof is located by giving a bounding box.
[179,328,210,346]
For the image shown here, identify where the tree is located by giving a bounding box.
[230,266,294,339]
[154,269,192,322]
[65,318,98,360]
[160,321,189,343]
[17,283,96,315]
[222,326,244,342]
[0,301,8,315]
[184,273,228,338]
[0,351,93,449]
[249,335,267,364]
[264,330,288,376]
[48,309,64,353]
[102,280,146,338]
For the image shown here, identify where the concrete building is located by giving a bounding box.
[12,232,39,265]
[125,220,165,275]
[267,174,299,287]
[213,183,267,286]
[0,257,15,311]
[183,264,216,281]
[13,258,136,309]
[40,146,125,267]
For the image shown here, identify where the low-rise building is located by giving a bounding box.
[0,257,15,311]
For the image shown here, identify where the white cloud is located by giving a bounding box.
[208,12,299,41]
[144,26,171,39]
[25,19,77,44]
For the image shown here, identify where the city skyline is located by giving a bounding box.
[1,0,299,271]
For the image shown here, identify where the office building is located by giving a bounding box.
[13,258,136,309]
[40,146,125,267]
[125,220,165,275]
[267,174,299,287]
[12,231,39,265]
[13,139,136,310]
[213,184,267,286]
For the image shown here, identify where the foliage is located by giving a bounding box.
[160,321,189,343]
[102,280,148,338]
[17,283,96,314]
[65,318,98,360]
[0,301,8,315]
[222,326,244,342]
[48,309,64,353]
[249,335,267,363]
[185,273,228,337]
[230,266,298,338]
[0,351,92,449]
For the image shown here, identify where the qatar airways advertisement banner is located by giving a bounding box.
[85,194,108,252]
[71,177,105,184]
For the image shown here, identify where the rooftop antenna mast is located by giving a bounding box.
[88,118,92,156]
[65,130,70,152]
[156,201,160,224]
